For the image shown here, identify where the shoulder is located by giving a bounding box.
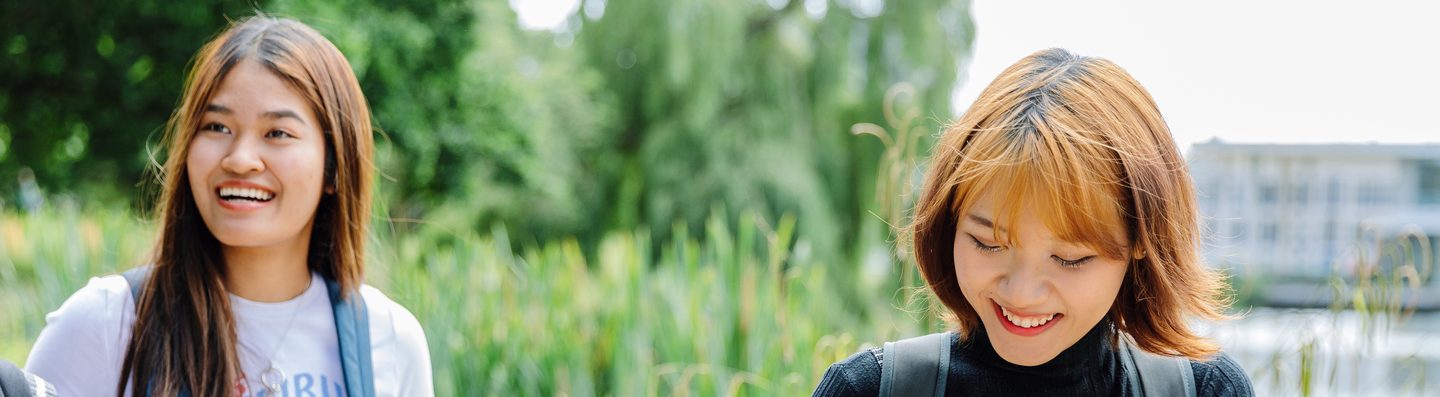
[49,274,133,318]
[358,284,434,395]
[359,285,429,353]
[24,275,135,396]
[812,348,881,397]
[32,275,134,340]
[1189,351,1254,397]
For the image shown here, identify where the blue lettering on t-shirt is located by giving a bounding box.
[248,372,344,397]
[294,373,315,397]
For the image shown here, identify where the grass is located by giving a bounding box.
[0,207,939,396]
[3,207,1435,395]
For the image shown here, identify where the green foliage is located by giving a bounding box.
[0,0,257,206]
[0,0,973,255]
[0,209,937,396]
[578,0,974,256]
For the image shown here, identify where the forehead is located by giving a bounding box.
[208,59,315,122]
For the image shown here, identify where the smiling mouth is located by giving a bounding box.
[992,300,1063,334]
[1001,306,1057,328]
[217,187,275,203]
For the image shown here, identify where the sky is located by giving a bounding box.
[949,0,1440,153]
[513,0,1440,153]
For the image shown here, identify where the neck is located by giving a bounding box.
[222,238,313,303]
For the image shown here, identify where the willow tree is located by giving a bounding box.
[577,0,974,260]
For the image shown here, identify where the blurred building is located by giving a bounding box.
[1187,140,1440,287]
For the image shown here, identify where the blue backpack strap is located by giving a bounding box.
[878,332,952,397]
[1120,339,1196,397]
[120,267,161,396]
[124,267,374,397]
[326,278,376,397]
[122,266,152,304]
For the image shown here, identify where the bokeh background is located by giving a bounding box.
[1,0,1436,396]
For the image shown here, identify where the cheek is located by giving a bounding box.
[1063,262,1128,314]
[276,147,328,192]
[186,142,220,194]
[952,245,997,296]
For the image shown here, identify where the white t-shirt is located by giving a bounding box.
[24,272,433,397]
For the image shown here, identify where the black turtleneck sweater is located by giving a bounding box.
[812,322,1253,396]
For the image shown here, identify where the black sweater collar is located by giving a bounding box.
[959,318,1115,380]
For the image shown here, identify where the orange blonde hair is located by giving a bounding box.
[910,48,1230,359]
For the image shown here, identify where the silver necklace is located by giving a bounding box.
[237,275,316,395]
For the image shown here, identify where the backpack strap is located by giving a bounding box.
[121,267,170,397]
[878,332,952,397]
[1,358,57,397]
[121,266,376,397]
[1120,339,1196,397]
[327,278,376,397]
[121,266,151,305]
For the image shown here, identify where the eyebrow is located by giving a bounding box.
[966,214,1009,234]
[204,104,308,125]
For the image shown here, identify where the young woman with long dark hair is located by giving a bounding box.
[26,15,432,396]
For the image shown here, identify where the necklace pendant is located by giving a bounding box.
[259,364,286,394]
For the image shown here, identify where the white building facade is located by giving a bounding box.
[1187,141,1440,282]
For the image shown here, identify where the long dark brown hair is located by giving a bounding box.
[119,15,374,396]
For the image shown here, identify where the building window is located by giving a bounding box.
[1420,160,1440,205]
[1262,222,1278,244]
[1260,184,1277,204]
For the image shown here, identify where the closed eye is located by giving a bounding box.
[1053,255,1095,268]
[967,234,1006,254]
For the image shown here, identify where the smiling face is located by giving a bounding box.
[952,189,1129,366]
[187,59,327,252]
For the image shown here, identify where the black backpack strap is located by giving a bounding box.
[1120,339,1196,397]
[326,278,376,397]
[1,358,56,397]
[878,332,952,397]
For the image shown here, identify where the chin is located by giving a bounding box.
[208,225,283,248]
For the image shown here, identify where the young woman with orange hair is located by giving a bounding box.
[814,48,1252,396]
[25,15,432,396]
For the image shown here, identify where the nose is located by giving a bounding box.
[219,135,265,176]
[998,260,1051,310]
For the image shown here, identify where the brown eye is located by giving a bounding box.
[201,123,231,134]
[265,129,295,139]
